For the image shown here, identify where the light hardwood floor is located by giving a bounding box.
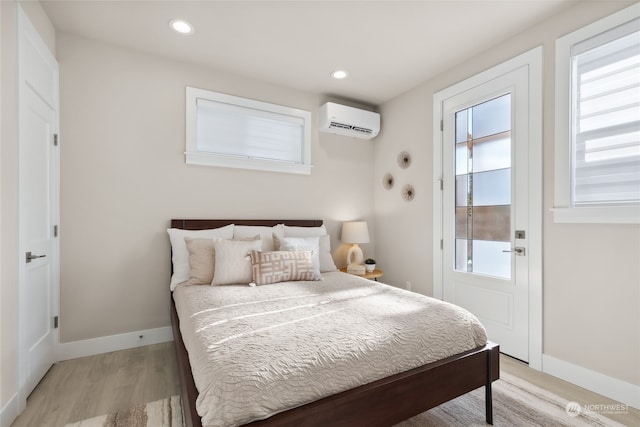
[501,356,639,426]
[11,342,180,427]
[11,343,639,426]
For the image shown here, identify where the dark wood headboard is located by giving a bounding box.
[170,219,323,230]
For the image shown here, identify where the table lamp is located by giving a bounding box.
[341,221,369,275]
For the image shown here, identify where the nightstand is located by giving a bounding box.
[339,268,384,281]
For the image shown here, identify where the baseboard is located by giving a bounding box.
[0,393,19,427]
[543,354,640,410]
[57,326,174,361]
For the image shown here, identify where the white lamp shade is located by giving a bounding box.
[341,221,370,244]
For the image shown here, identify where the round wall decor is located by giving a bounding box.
[383,173,394,190]
[397,151,412,169]
[401,184,415,201]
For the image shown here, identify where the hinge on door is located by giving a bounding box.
[439,179,443,191]
[54,225,58,237]
[440,239,443,250]
[54,316,59,329]
[53,133,58,146]
[440,120,443,131]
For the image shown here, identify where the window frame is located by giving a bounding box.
[185,86,313,175]
[553,3,640,224]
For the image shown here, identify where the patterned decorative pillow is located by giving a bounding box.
[249,251,320,285]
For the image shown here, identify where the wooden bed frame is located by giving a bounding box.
[169,219,500,427]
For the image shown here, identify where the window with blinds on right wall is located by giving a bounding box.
[554,3,640,224]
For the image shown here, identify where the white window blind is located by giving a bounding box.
[185,87,312,174]
[571,17,640,206]
[196,98,304,163]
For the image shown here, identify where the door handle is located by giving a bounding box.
[502,247,525,256]
[26,251,46,263]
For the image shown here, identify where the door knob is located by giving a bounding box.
[502,247,525,256]
[26,251,46,263]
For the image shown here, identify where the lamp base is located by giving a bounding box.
[347,244,364,266]
[346,264,366,275]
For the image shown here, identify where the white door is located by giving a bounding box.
[441,66,530,362]
[18,7,59,400]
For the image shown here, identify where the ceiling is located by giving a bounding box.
[40,0,579,106]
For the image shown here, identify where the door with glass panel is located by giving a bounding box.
[442,66,529,362]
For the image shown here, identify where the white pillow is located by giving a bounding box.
[282,225,336,272]
[273,235,322,280]
[234,224,285,251]
[283,224,327,237]
[212,238,262,285]
[317,235,338,272]
[167,224,234,290]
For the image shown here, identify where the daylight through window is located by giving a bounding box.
[571,17,640,206]
[185,87,312,174]
[554,4,640,223]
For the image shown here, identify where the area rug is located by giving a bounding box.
[66,373,625,427]
[65,395,182,427]
[397,371,626,427]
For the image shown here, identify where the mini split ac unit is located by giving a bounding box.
[318,102,380,140]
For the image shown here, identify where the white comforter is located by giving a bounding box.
[173,271,487,427]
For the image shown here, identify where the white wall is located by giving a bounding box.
[373,0,639,391]
[56,33,376,343]
[4,0,638,420]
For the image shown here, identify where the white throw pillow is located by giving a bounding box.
[273,235,322,279]
[282,225,336,272]
[317,235,337,272]
[212,238,262,285]
[234,224,285,251]
[283,224,327,237]
[167,224,234,290]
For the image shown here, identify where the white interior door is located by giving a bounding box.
[18,7,59,400]
[441,66,530,362]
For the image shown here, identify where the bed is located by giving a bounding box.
[169,219,499,427]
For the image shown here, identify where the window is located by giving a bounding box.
[554,4,640,223]
[455,94,513,279]
[185,87,312,174]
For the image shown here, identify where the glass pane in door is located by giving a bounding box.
[455,94,512,279]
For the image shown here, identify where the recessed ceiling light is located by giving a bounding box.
[331,70,348,80]
[170,19,194,35]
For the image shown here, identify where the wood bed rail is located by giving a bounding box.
[172,297,499,427]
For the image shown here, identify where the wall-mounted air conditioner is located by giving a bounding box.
[318,102,380,140]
